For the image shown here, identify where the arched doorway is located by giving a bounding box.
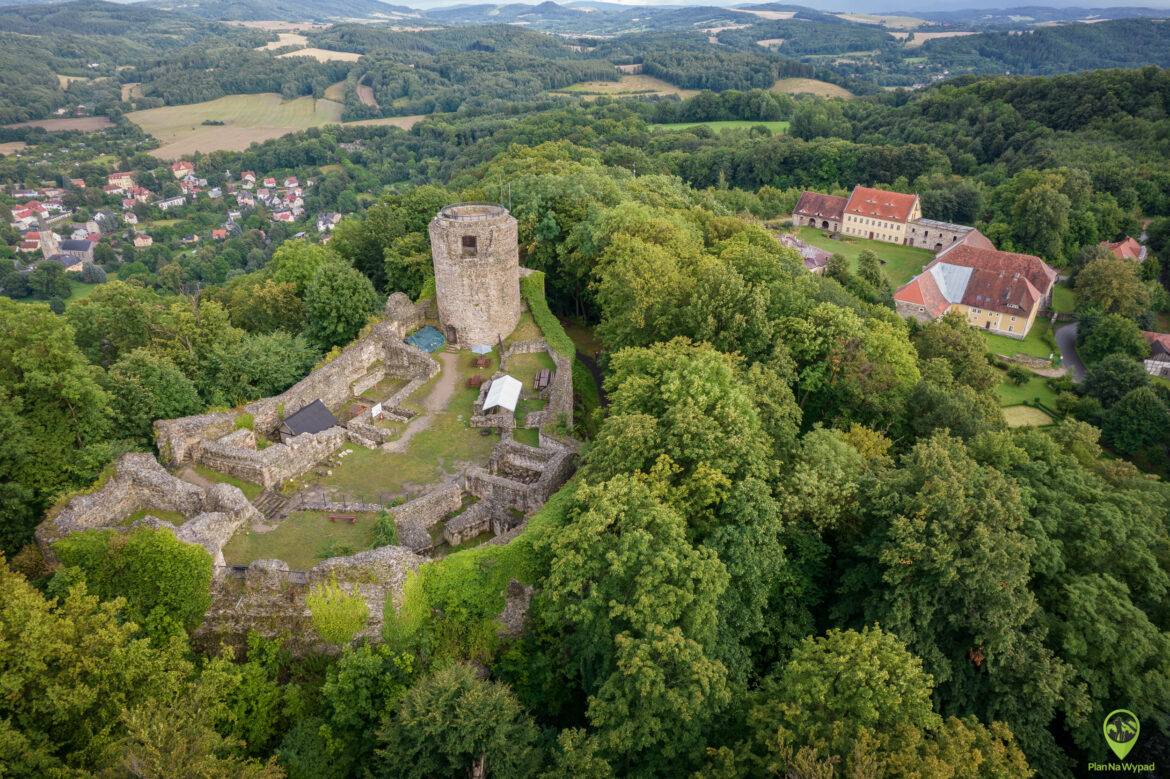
[821,220,829,229]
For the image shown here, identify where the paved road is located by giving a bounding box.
[1055,321,1086,382]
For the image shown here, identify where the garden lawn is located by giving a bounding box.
[994,372,1059,407]
[222,510,382,571]
[1051,282,1075,314]
[981,318,1058,361]
[795,227,933,286]
[653,120,789,134]
[1002,405,1054,428]
[65,271,118,304]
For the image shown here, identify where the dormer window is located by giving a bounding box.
[461,235,478,258]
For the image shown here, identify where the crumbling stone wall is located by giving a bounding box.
[392,483,464,553]
[443,502,493,546]
[36,453,259,567]
[498,338,573,431]
[197,545,426,655]
[429,204,521,346]
[197,427,348,489]
[466,438,576,515]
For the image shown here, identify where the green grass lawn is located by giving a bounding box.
[193,464,263,501]
[981,318,1058,361]
[795,227,934,287]
[319,357,499,502]
[120,507,186,526]
[653,120,789,134]
[1051,282,1075,314]
[65,270,118,304]
[1002,405,1054,428]
[222,510,383,570]
[512,427,540,447]
[993,372,1059,407]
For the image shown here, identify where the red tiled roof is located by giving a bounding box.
[894,272,950,317]
[952,229,996,251]
[1103,237,1144,261]
[934,243,1056,298]
[1142,331,1170,356]
[793,191,847,222]
[845,186,919,223]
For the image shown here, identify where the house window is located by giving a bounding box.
[461,235,478,258]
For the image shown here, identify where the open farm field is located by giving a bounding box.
[905,31,979,47]
[770,78,853,98]
[279,48,362,63]
[225,20,329,31]
[557,74,697,99]
[324,81,347,101]
[836,13,927,28]
[3,116,113,132]
[127,94,426,159]
[0,141,27,155]
[257,32,309,50]
[740,9,796,19]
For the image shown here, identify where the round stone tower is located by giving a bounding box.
[429,203,521,346]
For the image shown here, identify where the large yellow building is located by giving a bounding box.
[893,242,1058,339]
[841,186,921,244]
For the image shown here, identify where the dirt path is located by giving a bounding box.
[383,352,460,453]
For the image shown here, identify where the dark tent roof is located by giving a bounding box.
[280,400,337,437]
[59,239,93,251]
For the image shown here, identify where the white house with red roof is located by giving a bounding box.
[171,161,195,179]
[107,172,135,189]
[894,239,1057,339]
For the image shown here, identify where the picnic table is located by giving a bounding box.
[472,355,490,369]
[328,514,357,524]
[534,369,551,391]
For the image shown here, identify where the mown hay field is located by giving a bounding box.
[770,78,853,99]
[557,74,698,99]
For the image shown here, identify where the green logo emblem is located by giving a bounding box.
[1103,709,1140,760]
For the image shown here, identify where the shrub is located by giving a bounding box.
[416,274,436,302]
[52,527,212,639]
[372,510,398,547]
[234,412,255,430]
[1005,365,1031,385]
[306,578,369,645]
[79,264,107,284]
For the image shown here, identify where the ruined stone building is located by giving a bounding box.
[429,203,521,346]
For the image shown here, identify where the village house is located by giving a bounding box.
[1142,332,1170,378]
[316,212,342,233]
[124,212,138,225]
[107,172,135,190]
[263,177,277,188]
[211,228,228,240]
[894,241,1057,338]
[1102,236,1147,262]
[133,233,153,248]
[283,176,299,188]
[69,178,86,189]
[271,211,294,223]
[156,195,186,212]
[171,161,195,179]
[240,171,256,189]
[56,238,95,266]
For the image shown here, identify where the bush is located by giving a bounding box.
[416,274,436,302]
[1005,365,1031,385]
[572,356,600,439]
[372,510,398,547]
[306,578,369,645]
[234,412,255,430]
[52,527,212,639]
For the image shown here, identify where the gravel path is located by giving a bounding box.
[383,352,460,453]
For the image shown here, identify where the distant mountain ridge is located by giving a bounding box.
[139,0,419,21]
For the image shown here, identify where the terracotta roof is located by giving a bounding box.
[793,191,847,222]
[894,271,950,317]
[1103,237,1146,261]
[933,243,1056,297]
[1142,331,1170,357]
[845,186,919,223]
[951,229,996,251]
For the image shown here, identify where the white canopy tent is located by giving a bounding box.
[483,374,522,413]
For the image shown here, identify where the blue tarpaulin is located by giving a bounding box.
[405,325,446,353]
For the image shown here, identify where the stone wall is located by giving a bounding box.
[36,453,259,567]
[197,544,426,655]
[443,502,493,546]
[392,482,464,553]
[429,204,522,346]
[197,426,348,489]
[466,437,576,515]
[499,338,573,431]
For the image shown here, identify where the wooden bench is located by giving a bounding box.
[534,369,551,391]
[328,514,357,524]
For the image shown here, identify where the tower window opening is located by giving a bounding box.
[461,235,478,257]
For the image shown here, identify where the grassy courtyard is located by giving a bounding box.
[795,227,934,287]
[1051,282,1075,314]
[222,510,384,570]
[993,372,1059,408]
[193,464,263,501]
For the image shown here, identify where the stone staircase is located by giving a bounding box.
[253,489,293,521]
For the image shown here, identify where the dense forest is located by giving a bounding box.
[3,60,1170,775]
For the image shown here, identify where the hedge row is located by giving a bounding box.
[519,271,574,358]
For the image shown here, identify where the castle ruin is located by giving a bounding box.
[429,203,521,346]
